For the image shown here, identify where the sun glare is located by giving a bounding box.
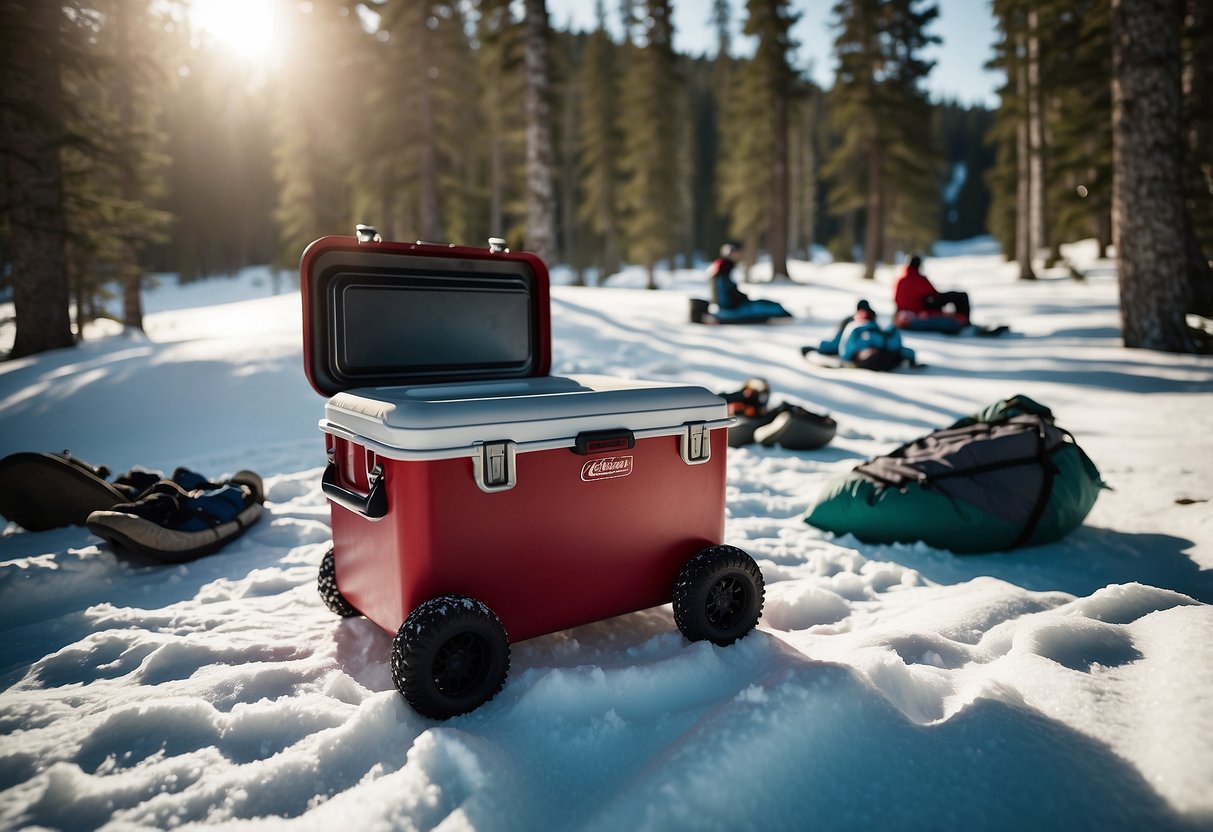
[190,0,281,65]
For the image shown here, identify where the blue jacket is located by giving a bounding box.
[819,319,915,364]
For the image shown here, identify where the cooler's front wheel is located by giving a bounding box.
[673,545,765,646]
[391,595,510,720]
[318,547,360,618]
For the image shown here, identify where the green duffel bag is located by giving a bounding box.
[805,395,1107,554]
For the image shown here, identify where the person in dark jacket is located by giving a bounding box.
[708,242,749,309]
[703,241,793,323]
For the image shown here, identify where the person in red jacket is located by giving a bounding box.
[893,254,971,323]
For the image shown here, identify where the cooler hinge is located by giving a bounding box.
[473,440,518,492]
[680,422,712,465]
[355,224,382,244]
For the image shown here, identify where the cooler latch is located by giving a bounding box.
[474,440,517,492]
[681,422,712,465]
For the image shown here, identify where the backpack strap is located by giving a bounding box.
[1007,420,1060,549]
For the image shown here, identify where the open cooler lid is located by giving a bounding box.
[300,234,551,396]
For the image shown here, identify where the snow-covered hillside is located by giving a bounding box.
[1,241,1210,830]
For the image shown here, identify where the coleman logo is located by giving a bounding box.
[581,455,634,482]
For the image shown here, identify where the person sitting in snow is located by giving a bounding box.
[803,300,917,371]
[703,241,793,323]
[892,254,1008,336]
[708,242,750,310]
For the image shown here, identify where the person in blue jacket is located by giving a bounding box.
[708,242,750,309]
[805,300,917,370]
[706,242,792,323]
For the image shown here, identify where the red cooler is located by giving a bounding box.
[302,232,764,719]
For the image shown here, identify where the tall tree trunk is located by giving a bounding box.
[837,211,855,262]
[788,111,802,258]
[1184,0,1212,212]
[680,116,695,270]
[743,232,759,280]
[523,0,556,265]
[1096,201,1113,260]
[1,1,74,358]
[73,255,87,341]
[1183,0,1213,316]
[489,137,503,237]
[862,133,881,281]
[1015,28,1037,280]
[602,176,621,282]
[378,174,396,243]
[1027,9,1047,270]
[416,1,442,241]
[788,99,816,260]
[116,0,144,331]
[1112,0,1193,351]
[769,85,790,280]
[559,54,582,285]
[596,155,622,282]
[1185,210,1213,317]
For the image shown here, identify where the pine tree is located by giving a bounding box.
[743,0,800,280]
[1026,6,1045,270]
[477,0,527,246]
[717,78,767,267]
[110,0,159,329]
[685,54,728,265]
[272,1,368,263]
[0,0,74,357]
[618,0,684,289]
[1042,0,1113,260]
[716,7,769,272]
[694,0,732,257]
[990,0,1036,278]
[61,1,172,330]
[788,80,822,259]
[67,0,174,331]
[404,0,443,241]
[522,0,557,265]
[576,2,623,281]
[1112,0,1196,351]
[825,0,940,280]
[554,32,586,282]
[431,2,484,246]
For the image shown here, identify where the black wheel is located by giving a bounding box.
[318,547,360,618]
[391,595,510,720]
[672,545,765,646]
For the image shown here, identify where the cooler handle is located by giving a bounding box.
[572,428,636,455]
[322,462,388,519]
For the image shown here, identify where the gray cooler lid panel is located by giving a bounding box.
[321,374,729,456]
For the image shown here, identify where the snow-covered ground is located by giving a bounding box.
[1,239,1211,830]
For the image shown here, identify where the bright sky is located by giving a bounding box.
[546,0,1003,107]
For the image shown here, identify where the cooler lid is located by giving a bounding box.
[300,235,551,396]
[320,374,728,453]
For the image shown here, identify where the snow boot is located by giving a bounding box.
[86,480,262,563]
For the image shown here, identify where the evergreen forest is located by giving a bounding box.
[1,0,1210,357]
